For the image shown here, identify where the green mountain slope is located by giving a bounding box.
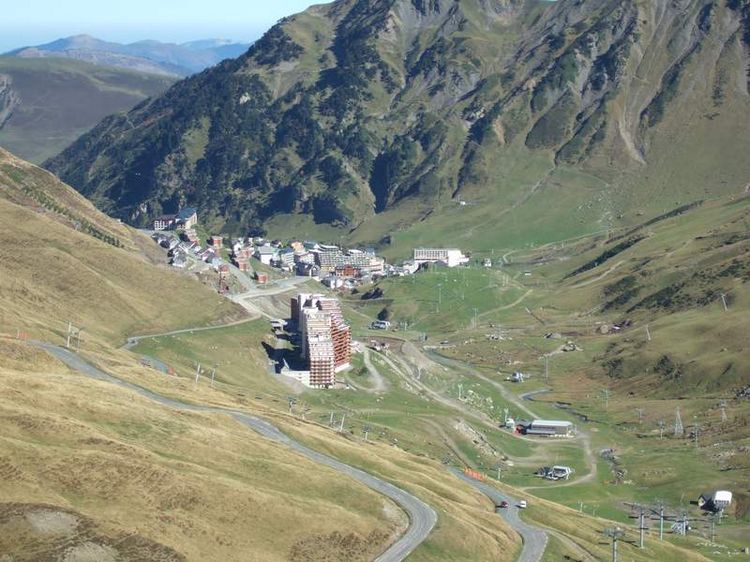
[0,57,175,163]
[45,0,750,249]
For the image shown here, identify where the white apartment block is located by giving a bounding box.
[413,248,469,268]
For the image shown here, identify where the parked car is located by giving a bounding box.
[518,500,527,508]
[499,500,509,509]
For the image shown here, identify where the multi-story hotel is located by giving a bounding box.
[291,293,351,388]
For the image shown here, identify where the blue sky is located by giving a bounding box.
[0,1,333,52]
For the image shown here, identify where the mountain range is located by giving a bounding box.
[45,0,750,249]
[6,34,252,77]
[0,57,175,163]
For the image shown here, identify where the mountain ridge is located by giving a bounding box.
[6,34,252,76]
[45,0,750,248]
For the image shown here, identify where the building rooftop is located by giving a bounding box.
[177,207,197,220]
[531,420,574,427]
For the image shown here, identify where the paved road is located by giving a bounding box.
[123,316,260,350]
[32,341,437,562]
[450,469,548,562]
[230,275,310,301]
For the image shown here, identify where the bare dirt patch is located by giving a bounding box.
[0,503,184,562]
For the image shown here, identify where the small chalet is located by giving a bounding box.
[177,207,198,229]
[256,246,278,265]
[154,214,176,231]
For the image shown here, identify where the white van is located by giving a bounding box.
[371,320,391,330]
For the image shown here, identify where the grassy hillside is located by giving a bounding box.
[0,148,539,561]
[0,147,240,345]
[263,193,747,558]
[0,148,433,560]
[0,340,400,562]
[0,56,174,163]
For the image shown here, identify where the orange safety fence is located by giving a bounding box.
[464,467,485,481]
[0,332,29,340]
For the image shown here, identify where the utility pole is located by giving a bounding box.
[720,400,728,424]
[329,411,335,428]
[636,408,645,424]
[636,505,646,548]
[709,512,717,543]
[339,414,346,433]
[646,324,652,341]
[363,425,371,442]
[658,419,665,440]
[693,416,700,448]
[458,384,464,401]
[545,355,549,382]
[194,363,201,387]
[720,293,728,312]
[604,527,624,562]
[656,501,665,540]
[674,408,684,437]
[66,321,72,348]
[210,366,216,388]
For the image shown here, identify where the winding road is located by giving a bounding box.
[123,316,260,350]
[450,469,548,562]
[32,341,437,562]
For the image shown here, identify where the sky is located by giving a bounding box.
[0,1,333,52]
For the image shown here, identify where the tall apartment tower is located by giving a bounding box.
[294,293,351,388]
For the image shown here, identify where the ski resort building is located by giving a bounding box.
[517,420,576,437]
[413,248,469,268]
[292,293,351,388]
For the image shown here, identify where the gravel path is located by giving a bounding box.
[32,341,437,562]
[362,348,389,393]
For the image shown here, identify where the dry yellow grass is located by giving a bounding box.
[0,339,403,561]
[0,148,243,345]
[57,341,523,561]
[0,149,525,561]
[276,419,520,561]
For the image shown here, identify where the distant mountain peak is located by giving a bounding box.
[5,35,253,76]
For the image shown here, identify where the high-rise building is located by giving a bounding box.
[293,293,351,388]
